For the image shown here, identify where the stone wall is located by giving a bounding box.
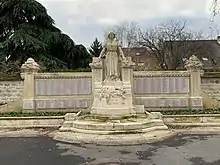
[0,81,23,104]
[202,77,220,100]
[0,73,218,110]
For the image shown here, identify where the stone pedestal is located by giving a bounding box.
[21,58,40,112]
[90,57,136,117]
[185,55,203,109]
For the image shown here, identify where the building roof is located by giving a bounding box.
[167,40,220,69]
[123,39,220,70]
[122,47,159,71]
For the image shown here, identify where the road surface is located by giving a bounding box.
[0,133,220,165]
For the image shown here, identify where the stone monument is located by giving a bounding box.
[54,32,175,145]
[90,32,136,116]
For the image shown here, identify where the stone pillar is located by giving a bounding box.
[185,55,203,109]
[21,58,40,112]
[121,57,135,83]
[121,57,135,105]
[89,57,103,114]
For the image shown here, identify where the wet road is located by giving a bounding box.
[0,134,220,165]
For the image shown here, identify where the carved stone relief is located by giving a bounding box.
[99,86,126,104]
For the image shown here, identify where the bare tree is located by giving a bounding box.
[138,19,213,70]
[105,21,140,48]
[211,0,219,19]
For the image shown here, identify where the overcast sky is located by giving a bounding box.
[38,0,220,47]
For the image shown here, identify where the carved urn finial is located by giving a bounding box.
[21,58,40,73]
[184,55,203,71]
[89,57,103,69]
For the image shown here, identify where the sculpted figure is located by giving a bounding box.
[98,32,127,81]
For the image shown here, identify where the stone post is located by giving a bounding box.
[121,57,136,111]
[185,55,203,109]
[21,58,40,112]
[121,57,135,84]
[89,57,103,114]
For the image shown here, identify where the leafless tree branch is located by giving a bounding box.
[137,19,214,70]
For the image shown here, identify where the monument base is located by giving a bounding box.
[90,81,136,117]
[53,112,175,145]
[54,129,176,146]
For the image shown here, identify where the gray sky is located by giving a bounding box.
[38,0,220,47]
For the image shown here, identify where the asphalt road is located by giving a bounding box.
[0,133,220,165]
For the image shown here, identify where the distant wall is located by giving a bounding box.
[0,81,23,104]
[202,74,220,100]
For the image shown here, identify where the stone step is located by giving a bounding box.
[73,120,165,131]
[61,121,73,128]
[59,125,168,135]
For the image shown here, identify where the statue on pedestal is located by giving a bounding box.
[89,31,135,116]
[98,32,128,82]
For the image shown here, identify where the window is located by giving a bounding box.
[202,57,208,61]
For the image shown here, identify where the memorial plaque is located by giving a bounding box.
[146,78,152,93]
[184,77,190,93]
[180,99,188,106]
[192,99,202,106]
[148,99,157,107]
[35,78,92,96]
[165,99,172,107]
[169,77,175,93]
[23,100,34,109]
[163,77,169,93]
[175,77,180,93]
[134,76,190,94]
[36,99,89,109]
[172,99,180,106]
[150,78,154,93]
[135,98,188,107]
[157,77,163,93]
[156,99,166,107]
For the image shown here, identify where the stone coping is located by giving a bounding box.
[164,114,220,117]
[0,116,64,129]
[0,116,64,120]
[0,114,218,120]
[34,72,92,79]
[133,71,190,77]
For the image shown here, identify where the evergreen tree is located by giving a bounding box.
[89,38,103,57]
[0,0,91,71]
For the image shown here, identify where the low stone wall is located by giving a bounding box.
[0,81,23,104]
[164,114,220,127]
[0,116,64,128]
[0,114,218,129]
[0,73,218,111]
[0,98,22,113]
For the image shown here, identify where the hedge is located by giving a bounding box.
[0,109,220,117]
[0,112,66,117]
[161,109,220,115]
